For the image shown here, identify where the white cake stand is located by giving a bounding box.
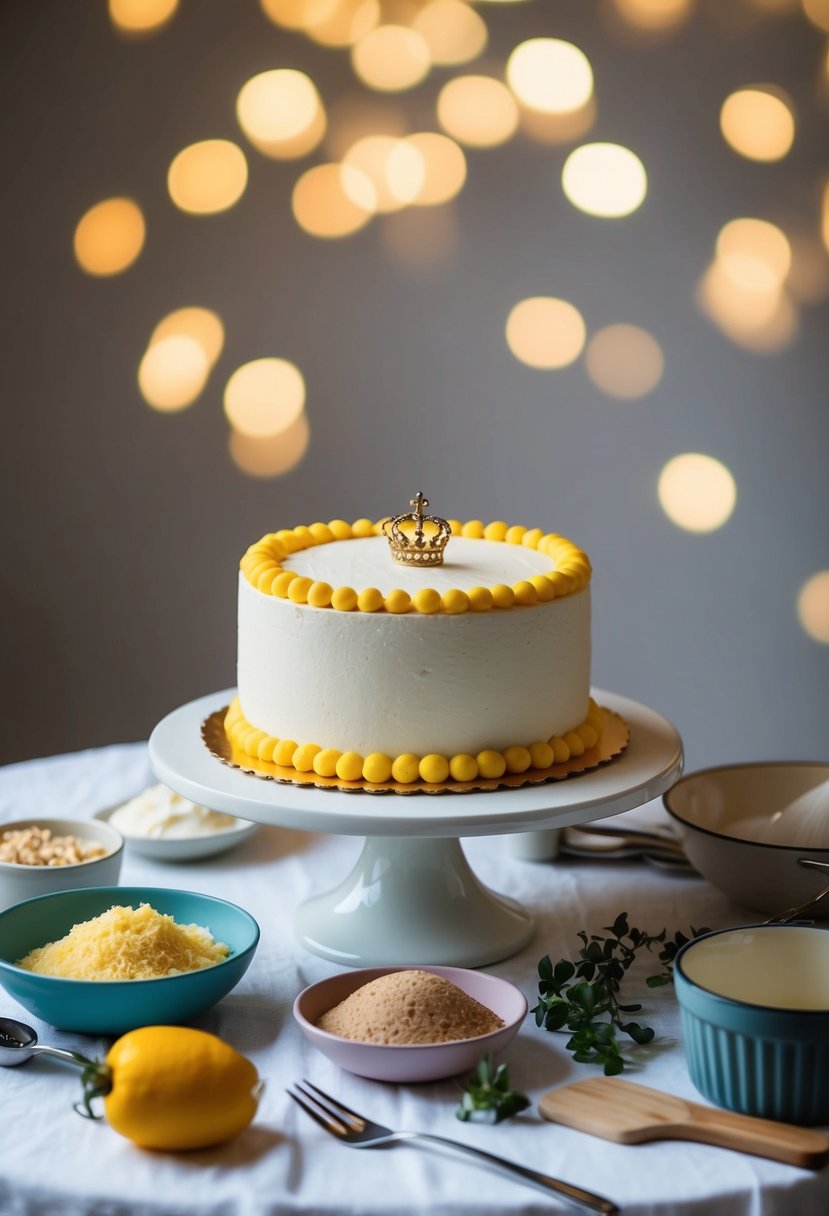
[149,688,682,967]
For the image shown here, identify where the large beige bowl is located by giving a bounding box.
[663,762,829,915]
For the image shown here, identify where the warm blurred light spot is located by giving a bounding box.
[149,307,224,369]
[822,180,829,253]
[343,136,424,211]
[230,412,310,478]
[611,0,693,31]
[292,163,375,237]
[716,218,791,293]
[798,571,829,643]
[720,87,795,161]
[305,0,380,45]
[519,98,597,144]
[351,25,430,92]
[325,97,407,160]
[259,0,307,27]
[109,0,178,34]
[382,205,458,271]
[698,262,798,352]
[436,76,519,147]
[167,141,248,215]
[786,233,829,304]
[412,0,488,65]
[402,133,466,204]
[236,70,326,159]
[506,297,586,369]
[802,0,829,31]
[506,39,593,114]
[562,143,647,217]
[74,197,146,277]
[658,453,737,533]
[585,324,664,398]
[224,358,306,438]
[138,336,208,412]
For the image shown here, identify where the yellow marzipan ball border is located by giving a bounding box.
[224,698,605,786]
[239,518,591,615]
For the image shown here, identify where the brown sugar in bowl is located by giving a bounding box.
[293,965,527,1082]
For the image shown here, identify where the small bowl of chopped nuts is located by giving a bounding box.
[0,818,124,912]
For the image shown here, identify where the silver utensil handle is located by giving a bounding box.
[405,1132,618,1214]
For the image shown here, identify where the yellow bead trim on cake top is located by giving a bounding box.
[224,698,605,786]
[239,518,590,614]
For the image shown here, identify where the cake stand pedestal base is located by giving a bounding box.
[293,836,532,968]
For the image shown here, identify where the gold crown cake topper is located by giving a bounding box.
[383,491,451,567]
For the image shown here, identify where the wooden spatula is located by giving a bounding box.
[539,1077,829,1169]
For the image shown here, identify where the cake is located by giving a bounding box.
[224,494,604,788]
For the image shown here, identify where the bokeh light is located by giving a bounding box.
[506,39,593,114]
[787,233,829,304]
[343,136,425,212]
[505,297,587,368]
[720,87,795,161]
[658,453,737,533]
[436,76,519,147]
[381,206,459,271]
[412,0,487,65]
[149,307,224,369]
[585,324,664,398]
[822,179,829,253]
[351,25,431,92]
[798,571,829,643]
[73,197,146,277]
[519,98,597,145]
[304,0,380,47]
[109,0,178,34]
[236,70,326,159]
[716,218,791,293]
[802,0,829,32]
[324,97,408,160]
[698,262,799,352]
[138,335,209,412]
[401,133,467,204]
[562,142,647,217]
[224,358,306,438]
[611,0,693,31]
[229,412,311,478]
[292,163,376,237]
[167,140,248,215]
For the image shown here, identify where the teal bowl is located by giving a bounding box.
[0,886,259,1034]
[674,925,829,1125]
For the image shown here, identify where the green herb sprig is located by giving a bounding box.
[456,1052,530,1123]
[531,912,707,1075]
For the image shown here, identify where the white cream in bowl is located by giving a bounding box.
[109,785,239,839]
[679,926,829,1010]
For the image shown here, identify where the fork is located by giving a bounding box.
[288,1080,618,1214]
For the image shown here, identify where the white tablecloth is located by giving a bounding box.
[1,744,827,1216]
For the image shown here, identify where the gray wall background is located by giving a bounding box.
[2,0,827,772]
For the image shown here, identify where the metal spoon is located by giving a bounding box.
[0,1017,92,1070]
[764,859,829,925]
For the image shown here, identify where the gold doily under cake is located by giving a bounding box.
[201,706,630,796]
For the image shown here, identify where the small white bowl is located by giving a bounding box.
[95,806,258,862]
[0,818,123,912]
[664,762,829,915]
[294,965,527,1083]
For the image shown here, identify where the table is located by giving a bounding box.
[1,743,828,1215]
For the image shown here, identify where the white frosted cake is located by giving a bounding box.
[224,498,603,787]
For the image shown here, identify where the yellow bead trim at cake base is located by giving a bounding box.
[224,698,605,787]
[239,518,591,615]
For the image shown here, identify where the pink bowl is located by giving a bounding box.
[293,965,528,1083]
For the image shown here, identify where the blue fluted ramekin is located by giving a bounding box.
[674,925,829,1126]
